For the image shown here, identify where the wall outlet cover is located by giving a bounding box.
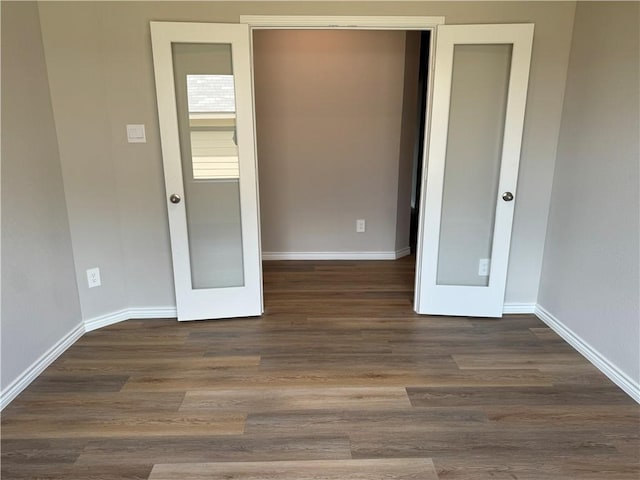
[87,267,101,288]
[478,258,490,276]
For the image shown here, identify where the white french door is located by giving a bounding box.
[415,24,534,317]
[151,22,262,321]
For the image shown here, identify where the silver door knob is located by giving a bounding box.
[169,194,181,204]
[502,192,514,202]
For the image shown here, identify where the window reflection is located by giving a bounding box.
[186,74,239,180]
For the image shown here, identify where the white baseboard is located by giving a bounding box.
[9,302,636,411]
[0,322,84,410]
[127,306,177,319]
[1,306,179,411]
[503,303,536,314]
[262,249,411,261]
[535,304,640,403]
[84,308,130,332]
[84,307,178,331]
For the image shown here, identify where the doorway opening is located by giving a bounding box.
[251,28,431,312]
[410,31,431,255]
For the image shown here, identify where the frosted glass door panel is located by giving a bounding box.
[172,43,244,289]
[436,44,512,286]
[152,21,262,321]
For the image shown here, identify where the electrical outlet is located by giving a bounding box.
[87,267,101,288]
[356,219,366,233]
[478,258,490,277]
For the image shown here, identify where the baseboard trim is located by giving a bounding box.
[503,303,536,314]
[535,304,640,403]
[0,322,85,410]
[85,307,178,332]
[9,303,636,409]
[84,308,130,332]
[128,306,178,319]
[262,250,410,261]
[1,306,179,410]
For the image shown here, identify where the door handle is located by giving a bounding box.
[169,194,182,204]
[502,192,514,202]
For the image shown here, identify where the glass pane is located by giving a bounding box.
[187,74,239,180]
[172,43,244,289]
[436,44,512,287]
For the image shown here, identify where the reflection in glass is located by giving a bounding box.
[187,74,239,180]
[172,43,244,289]
[436,44,512,287]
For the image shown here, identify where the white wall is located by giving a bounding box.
[34,1,576,319]
[538,2,639,388]
[1,2,82,391]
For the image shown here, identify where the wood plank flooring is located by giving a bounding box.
[2,257,639,479]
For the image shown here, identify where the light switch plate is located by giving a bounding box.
[126,124,146,143]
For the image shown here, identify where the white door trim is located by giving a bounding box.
[240,15,445,29]
[242,15,440,315]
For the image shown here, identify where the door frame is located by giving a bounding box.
[240,15,443,314]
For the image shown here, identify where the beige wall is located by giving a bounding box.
[254,29,407,254]
[36,1,576,317]
[1,2,82,390]
[538,2,639,384]
[395,31,422,253]
[38,3,130,319]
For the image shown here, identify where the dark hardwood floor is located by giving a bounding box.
[2,257,639,479]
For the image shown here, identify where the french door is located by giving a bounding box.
[415,24,534,317]
[151,20,532,321]
[151,22,262,321]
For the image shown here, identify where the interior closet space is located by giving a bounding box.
[252,29,426,260]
